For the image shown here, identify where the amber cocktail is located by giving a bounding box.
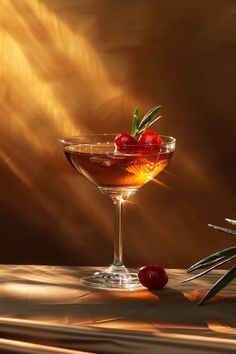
[61,134,175,290]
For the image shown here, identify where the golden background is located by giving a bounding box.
[0,0,235,267]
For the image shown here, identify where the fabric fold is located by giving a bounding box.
[0,317,235,354]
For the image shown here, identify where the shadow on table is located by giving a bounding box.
[0,266,235,353]
[0,277,235,328]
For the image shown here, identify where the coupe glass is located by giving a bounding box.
[60,134,175,290]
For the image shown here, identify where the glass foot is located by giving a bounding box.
[80,267,144,291]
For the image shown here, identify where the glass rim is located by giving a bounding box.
[59,133,176,148]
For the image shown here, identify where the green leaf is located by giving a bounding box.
[186,256,227,272]
[137,105,161,132]
[225,218,236,226]
[199,265,236,305]
[187,246,236,273]
[208,224,236,237]
[131,106,140,136]
[138,116,162,134]
[181,254,236,284]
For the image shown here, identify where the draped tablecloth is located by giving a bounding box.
[0,265,235,354]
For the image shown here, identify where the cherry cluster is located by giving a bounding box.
[115,130,163,153]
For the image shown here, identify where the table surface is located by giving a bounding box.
[0,265,235,354]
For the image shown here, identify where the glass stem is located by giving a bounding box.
[113,198,124,267]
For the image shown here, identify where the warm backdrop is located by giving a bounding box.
[0,0,236,268]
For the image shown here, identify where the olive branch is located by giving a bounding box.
[181,218,236,305]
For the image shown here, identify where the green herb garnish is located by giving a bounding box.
[131,106,140,136]
[131,105,162,137]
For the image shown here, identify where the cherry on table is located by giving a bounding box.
[138,264,168,289]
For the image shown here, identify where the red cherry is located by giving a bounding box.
[138,130,163,151]
[138,264,168,289]
[114,133,137,151]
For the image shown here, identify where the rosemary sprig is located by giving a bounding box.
[138,106,161,132]
[138,115,162,134]
[131,106,140,136]
[131,105,162,137]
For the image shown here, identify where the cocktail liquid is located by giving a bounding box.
[64,144,173,189]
